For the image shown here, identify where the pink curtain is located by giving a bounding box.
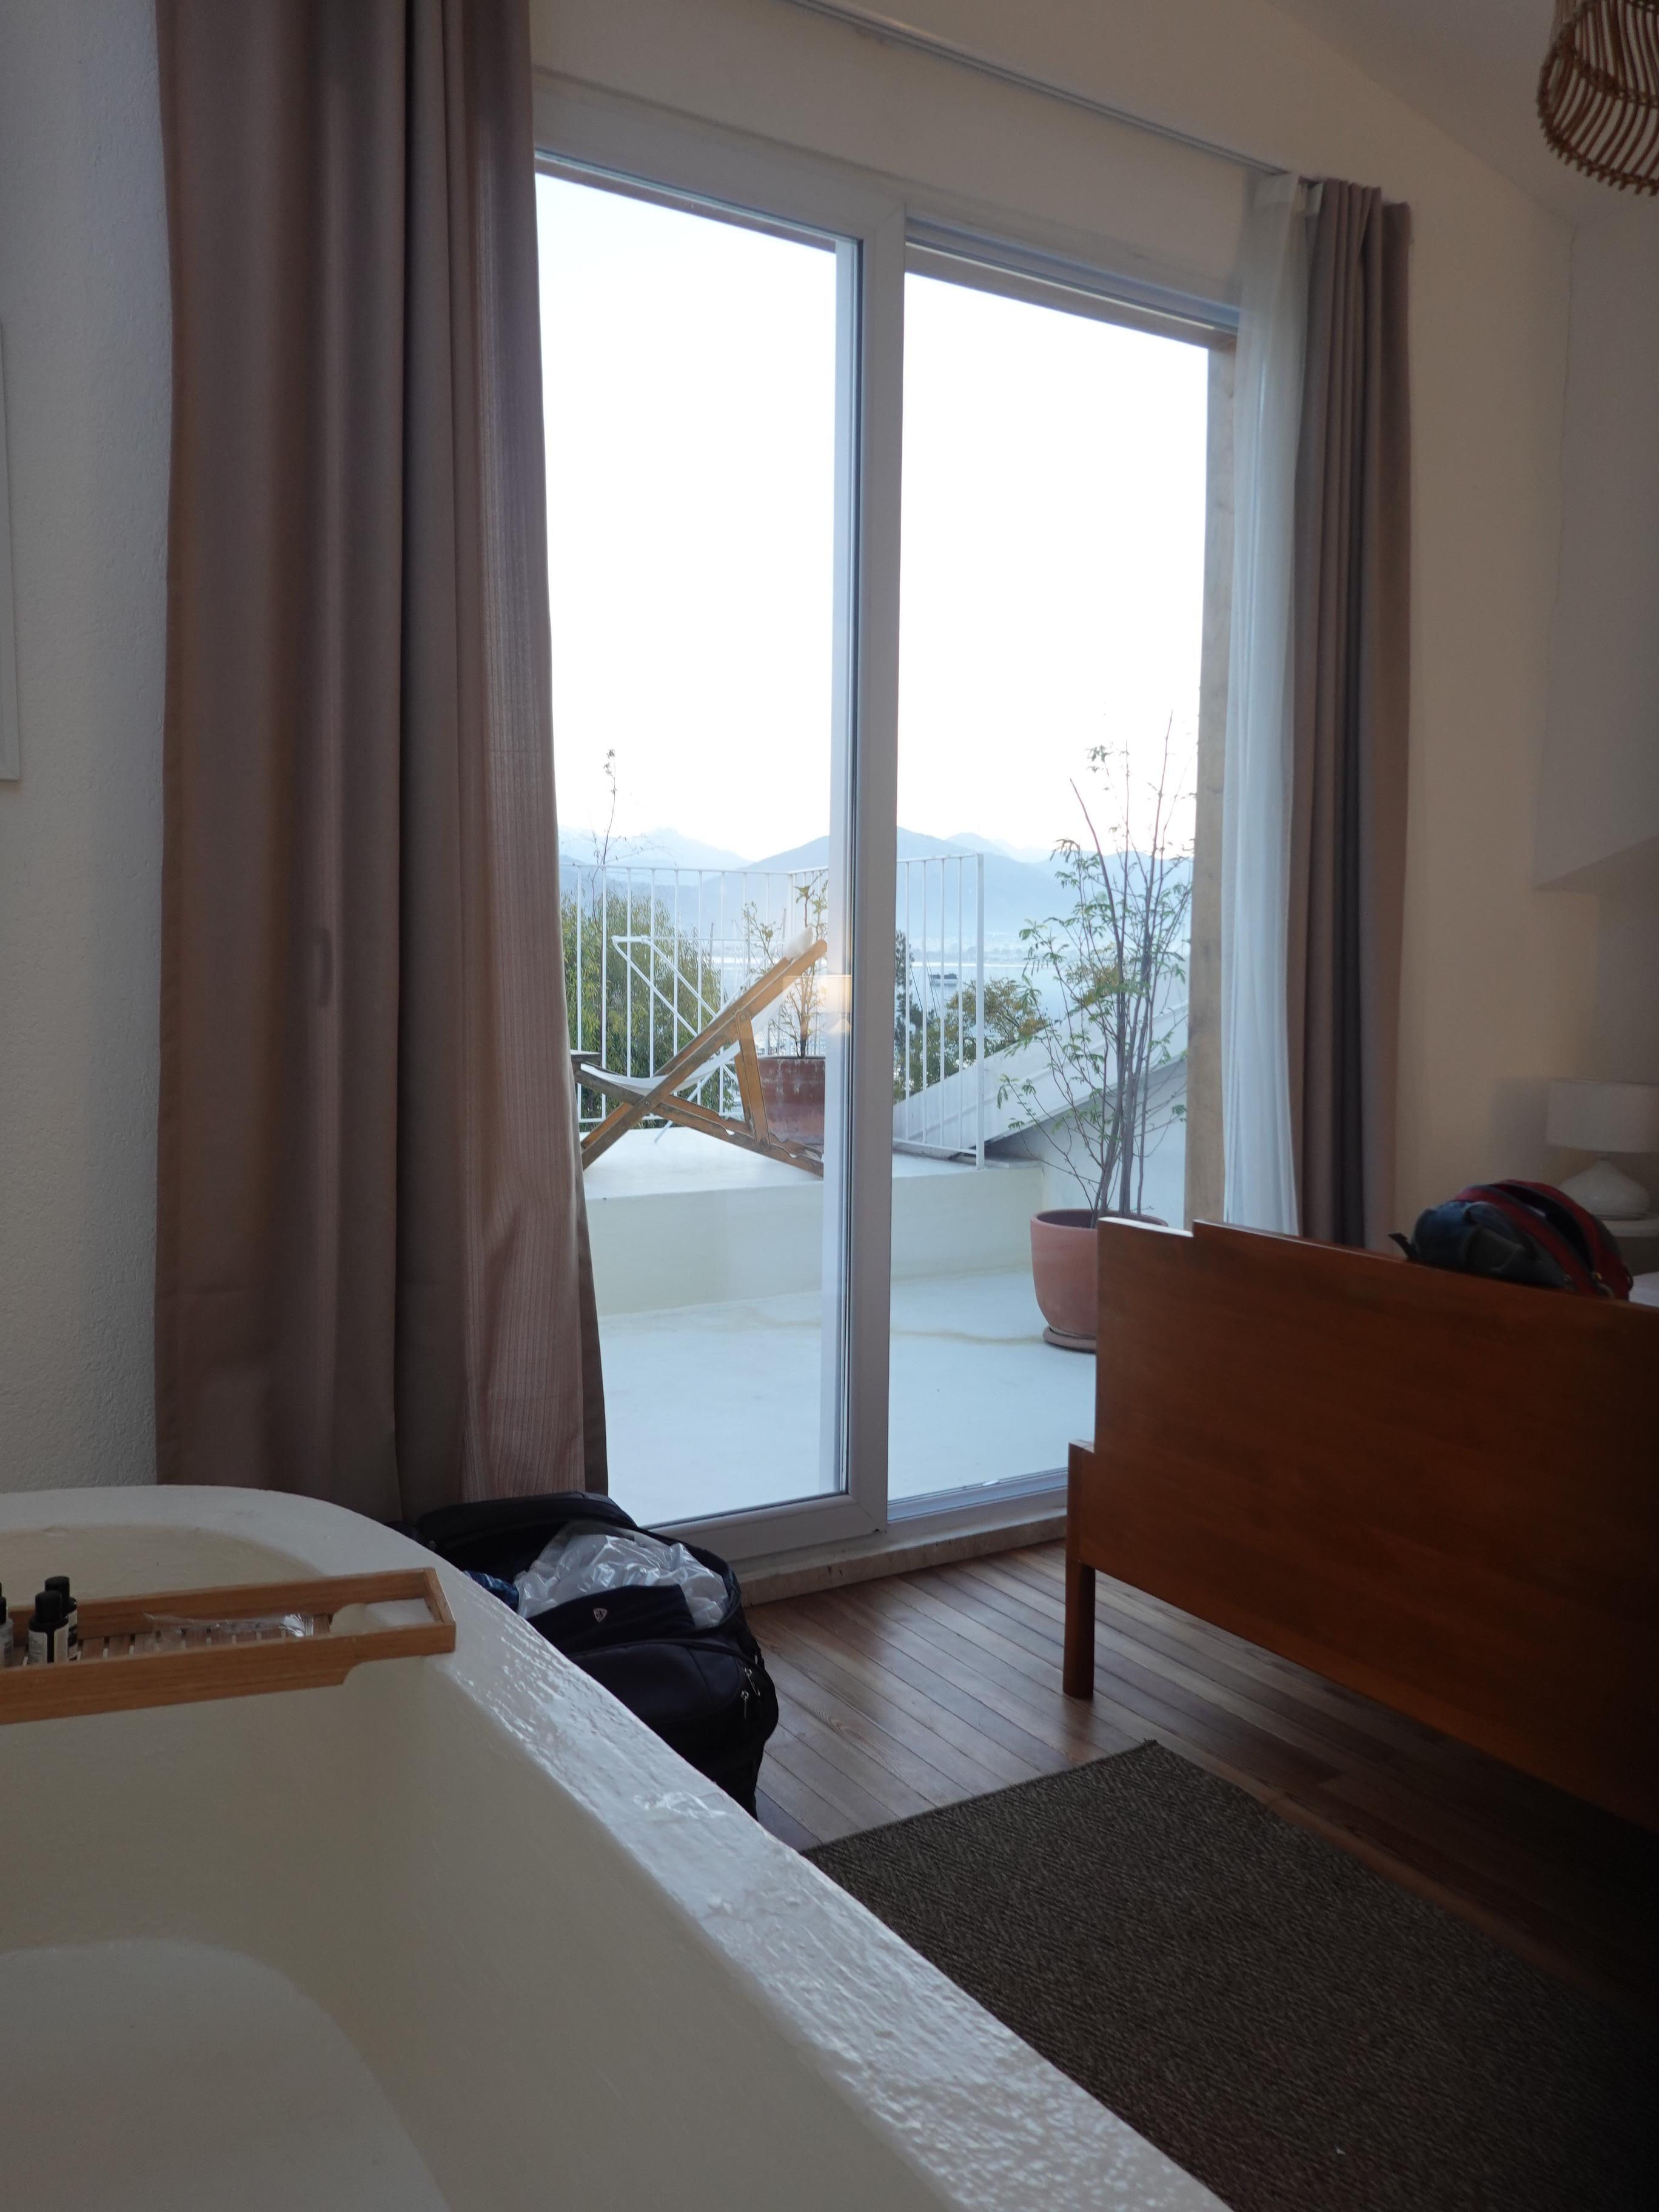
[155,0,605,1515]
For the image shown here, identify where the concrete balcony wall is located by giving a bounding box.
[585,1131,1047,1316]
[585,1132,1093,1522]
[887,1156,1048,1279]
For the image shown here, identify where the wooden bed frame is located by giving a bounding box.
[1063,1219,1659,1832]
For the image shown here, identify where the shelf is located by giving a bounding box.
[1,1567,455,1726]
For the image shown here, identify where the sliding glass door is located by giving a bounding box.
[537,167,865,1537]
[534,85,1228,1558]
[888,254,1215,1508]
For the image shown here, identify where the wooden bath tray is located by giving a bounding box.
[1,1568,455,1725]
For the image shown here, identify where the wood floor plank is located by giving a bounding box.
[820,1574,1337,1807]
[762,1617,1027,1797]
[785,1594,1088,1775]
[1009,1547,1450,1756]
[768,1698,942,1825]
[980,1552,1442,1763]
[959,1553,1405,1775]
[747,1541,1655,2011]
[753,1743,858,1846]
[824,1577,1309,1798]
[821,1581,1142,1764]
[889,1567,1339,1794]
[1016,1546,1452,1739]
[764,1718,900,1836]
[754,1786,819,1851]
[1006,1548,1659,1925]
[763,1606,1037,1791]
[763,1645,983,1807]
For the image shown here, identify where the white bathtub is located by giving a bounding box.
[0,1489,1222,2211]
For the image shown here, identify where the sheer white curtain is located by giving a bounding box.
[1221,173,1312,1235]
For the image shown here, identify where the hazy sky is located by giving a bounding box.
[538,173,1208,865]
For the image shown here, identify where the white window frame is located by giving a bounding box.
[531,75,1236,1564]
[534,78,905,1561]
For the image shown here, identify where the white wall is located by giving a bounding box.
[0,2,170,1489]
[1564,862,1659,1273]
[1538,206,1659,890]
[1535,205,1659,1210]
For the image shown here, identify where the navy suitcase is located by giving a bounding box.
[410,1491,779,1817]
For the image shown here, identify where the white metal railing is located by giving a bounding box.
[562,851,988,1162]
[893,853,987,1165]
[563,862,828,1130]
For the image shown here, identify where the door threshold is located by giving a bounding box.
[739,1487,1065,1606]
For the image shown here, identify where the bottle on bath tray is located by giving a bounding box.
[27,1590,73,1666]
[0,1582,12,1669]
[45,1574,79,1656]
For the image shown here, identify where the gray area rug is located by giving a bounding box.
[806,1744,1658,2212]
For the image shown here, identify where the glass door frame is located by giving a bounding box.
[883,229,1237,1524]
[534,75,907,1561]
[532,76,1239,1565]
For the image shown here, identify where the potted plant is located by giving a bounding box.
[743,873,830,1145]
[1004,726,1193,1350]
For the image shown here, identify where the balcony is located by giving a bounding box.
[565,851,1187,1528]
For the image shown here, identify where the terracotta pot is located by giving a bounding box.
[757,1055,826,1144]
[1030,1208,1167,1350]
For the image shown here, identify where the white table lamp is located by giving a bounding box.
[1546,1080,1659,1219]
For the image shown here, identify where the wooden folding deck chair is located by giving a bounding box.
[575,928,829,1176]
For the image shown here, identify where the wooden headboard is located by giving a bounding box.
[1064,1219,1659,1830]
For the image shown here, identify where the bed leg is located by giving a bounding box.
[1063,1554,1095,1700]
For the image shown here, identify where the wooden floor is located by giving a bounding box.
[750,1543,1659,2014]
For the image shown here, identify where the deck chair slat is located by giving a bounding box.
[579,936,829,1175]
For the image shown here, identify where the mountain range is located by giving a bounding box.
[559,825,1187,953]
[560,826,752,871]
[740,830,1067,949]
[560,826,1070,947]
[561,824,1056,871]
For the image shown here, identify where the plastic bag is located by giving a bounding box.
[141,1612,313,1643]
[328,1600,437,1636]
[515,1527,728,1629]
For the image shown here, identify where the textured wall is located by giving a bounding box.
[0,2,170,1487]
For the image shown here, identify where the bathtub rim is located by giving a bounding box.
[0,1485,1224,2212]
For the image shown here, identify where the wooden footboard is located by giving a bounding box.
[1064,1219,1659,1831]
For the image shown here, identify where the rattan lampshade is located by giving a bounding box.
[1539,1,1659,192]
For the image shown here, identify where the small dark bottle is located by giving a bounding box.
[0,1581,12,1669]
[28,1590,71,1666]
[45,1574,79,1657]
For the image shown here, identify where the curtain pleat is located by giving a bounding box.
[1288,183,1412,1250]
[1221,173,1309,1237]
[155,0,605,1513]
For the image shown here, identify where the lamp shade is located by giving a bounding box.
[1538,1,1659,196]
[1546,1079,1659,1154]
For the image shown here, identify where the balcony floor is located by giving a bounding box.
[602,1266,1093,1527]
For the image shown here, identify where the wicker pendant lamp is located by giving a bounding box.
[1539,1,1659,192]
